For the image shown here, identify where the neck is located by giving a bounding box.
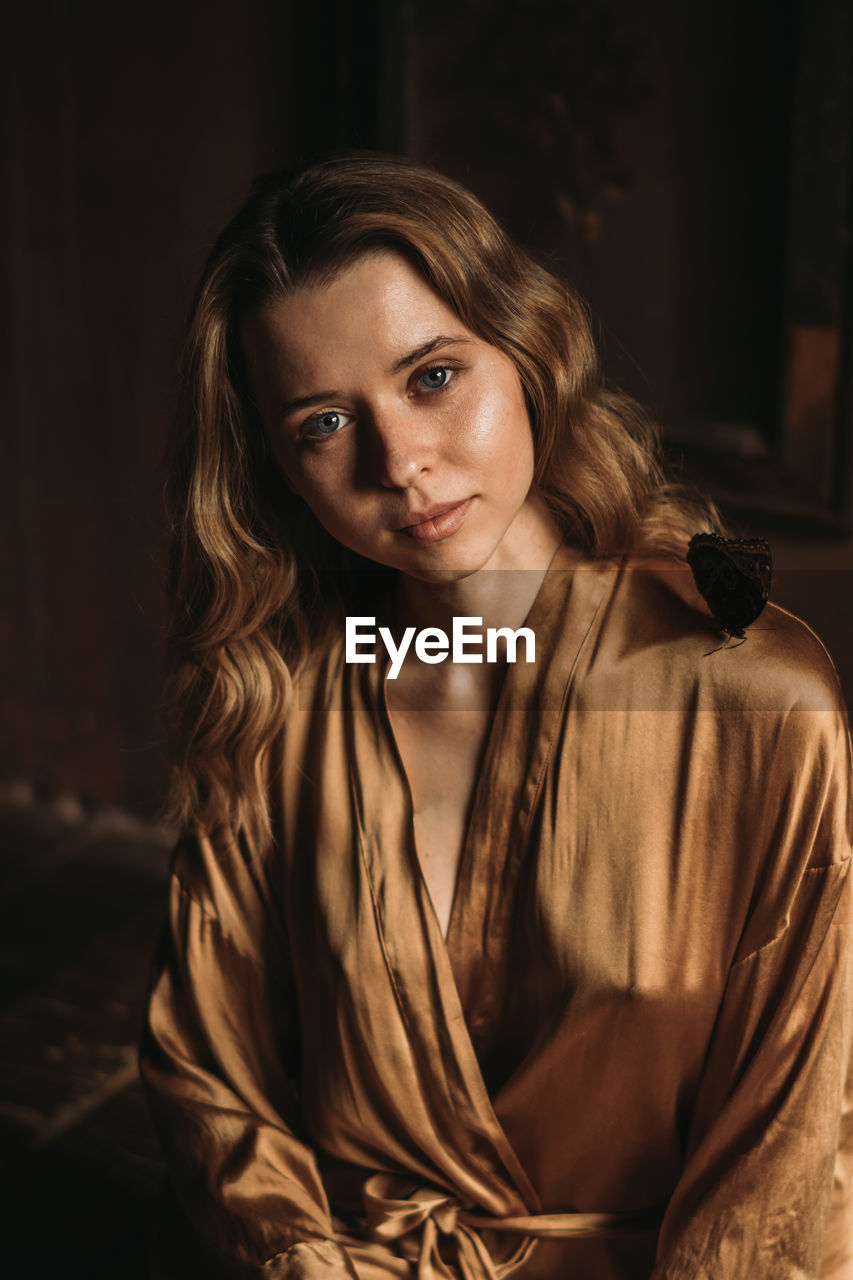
[395,494,565,639]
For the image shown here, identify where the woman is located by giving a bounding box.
[141,153,853,1279]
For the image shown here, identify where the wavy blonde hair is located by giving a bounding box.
[165,152,723,844]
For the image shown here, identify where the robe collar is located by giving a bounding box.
[346,544,619,1211]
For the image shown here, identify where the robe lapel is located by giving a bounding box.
[346,547,617,1214]
[445,552,617,1027]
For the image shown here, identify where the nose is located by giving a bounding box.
[369,400,431,490]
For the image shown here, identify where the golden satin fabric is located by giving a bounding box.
[141,549,853,1279]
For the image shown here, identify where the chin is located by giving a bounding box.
[353,519,508,581]
[397,539,501,584]
[402,562,483,585]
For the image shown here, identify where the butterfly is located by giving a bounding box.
[686,532,772,640]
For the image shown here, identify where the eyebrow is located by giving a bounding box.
[278,335,472,415]
[390,334,472,374]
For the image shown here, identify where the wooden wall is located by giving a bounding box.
[1,0,293,813]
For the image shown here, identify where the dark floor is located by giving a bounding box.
[0,782,172,1280]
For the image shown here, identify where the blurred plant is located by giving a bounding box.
[416,0,650,241]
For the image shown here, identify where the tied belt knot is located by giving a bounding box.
[362,1173,662,1280]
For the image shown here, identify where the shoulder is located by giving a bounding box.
[596,554,847,718]
[587,556,852,896]
[168,826,279,956]
[287,633,348,716]
[272,633,354,840]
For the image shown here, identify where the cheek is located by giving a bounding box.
[288,485,370,559]
[267,437,302,494]
[473,384,535,476]
[286,463,375,546]
[453,371,528,444]
[273,442,346,513]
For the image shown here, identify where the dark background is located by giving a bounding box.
[2,1,853,1275]
[4,0,853,815]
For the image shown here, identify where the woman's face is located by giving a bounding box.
[245,250,558,581]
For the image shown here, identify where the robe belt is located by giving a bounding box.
[362,1173,662,1280]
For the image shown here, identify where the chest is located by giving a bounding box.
[386,686,495,939]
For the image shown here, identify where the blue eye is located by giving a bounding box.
[419,366,451,391]
[307,410,348,438]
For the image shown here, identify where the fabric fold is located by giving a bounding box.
[142,554,853,1278]
[361,1173,664,1279]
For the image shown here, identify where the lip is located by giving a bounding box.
[395,498,474,544]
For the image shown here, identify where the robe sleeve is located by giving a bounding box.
[652,702,853,1280]
[139,832,358,1280]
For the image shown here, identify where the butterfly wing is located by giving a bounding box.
[687,533,772,638]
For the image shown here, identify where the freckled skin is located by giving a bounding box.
[244,250,558,582]
[245,251,563,937]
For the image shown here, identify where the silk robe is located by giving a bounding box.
[141,547,853,1279]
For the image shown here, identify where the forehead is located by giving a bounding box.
[244,250,468,384]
